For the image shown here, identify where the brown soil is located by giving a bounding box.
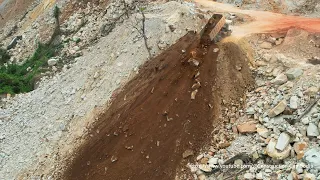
[63,32,254,180]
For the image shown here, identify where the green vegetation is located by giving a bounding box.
[0,43,58,94]
[0,48,10,65]
[0,6,62,95]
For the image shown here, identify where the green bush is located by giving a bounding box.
[0,48,10,65]
[0,43,58,94]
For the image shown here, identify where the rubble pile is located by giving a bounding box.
[188,35,320,179]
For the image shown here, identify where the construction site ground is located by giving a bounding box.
[0,0,320,179]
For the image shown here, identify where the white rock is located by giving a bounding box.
[272,73,288,85]
[301,117,310,125]
[208,157,218,165]
[199,164,212,173]
[266,138,291,160]
[255,172,263,179]
[295,163,304,174]
[244,172,255,180]
[289,96,299,109]
[276,132,290,151]
[307,123,319,137]
[47,58,59,66]
[213,48,219,53]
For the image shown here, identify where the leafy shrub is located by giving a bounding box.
[0,43,58,94]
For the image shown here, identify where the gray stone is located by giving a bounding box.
[307,123,319,137]
[289,96,299,109]
[304,148,320,170]
[276,132,290,151]
[285,68,303,80]
[272,73,288,85]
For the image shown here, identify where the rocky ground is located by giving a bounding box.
[185,30,320,179]
[0,0,319,179]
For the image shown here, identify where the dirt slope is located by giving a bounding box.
[0,0,36,28]
[63,30,254,179]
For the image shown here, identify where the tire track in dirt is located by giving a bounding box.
[63,31,254,179]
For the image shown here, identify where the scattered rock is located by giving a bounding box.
[237,121,257,133]
[257,127,270,138]
[188,59,200,67]
[191,89,198,100]
[234,159,243,166]
[246,107,255,115]
[268,100,287,117]
[275,38,284,45]
[255,172,263,179]
[285,68,303,80]
[208,157,218,166]
[182,149,194,158]
[191,82,201,90]
[305,87,319,96]
[243,172,255,180]
[294,142,308,160]
[213,48,219,53]
[289,96,299,109]
[266,138,291,160]
[111,156,118,162]
[199,164,212,173]
[272,73,288,85]
[47,58,59,66]
[304,173,316,180]
[307,123,319,137]
[276,132,290,151]
[260,42,273,49]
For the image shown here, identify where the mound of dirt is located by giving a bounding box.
[63,31,254,179]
